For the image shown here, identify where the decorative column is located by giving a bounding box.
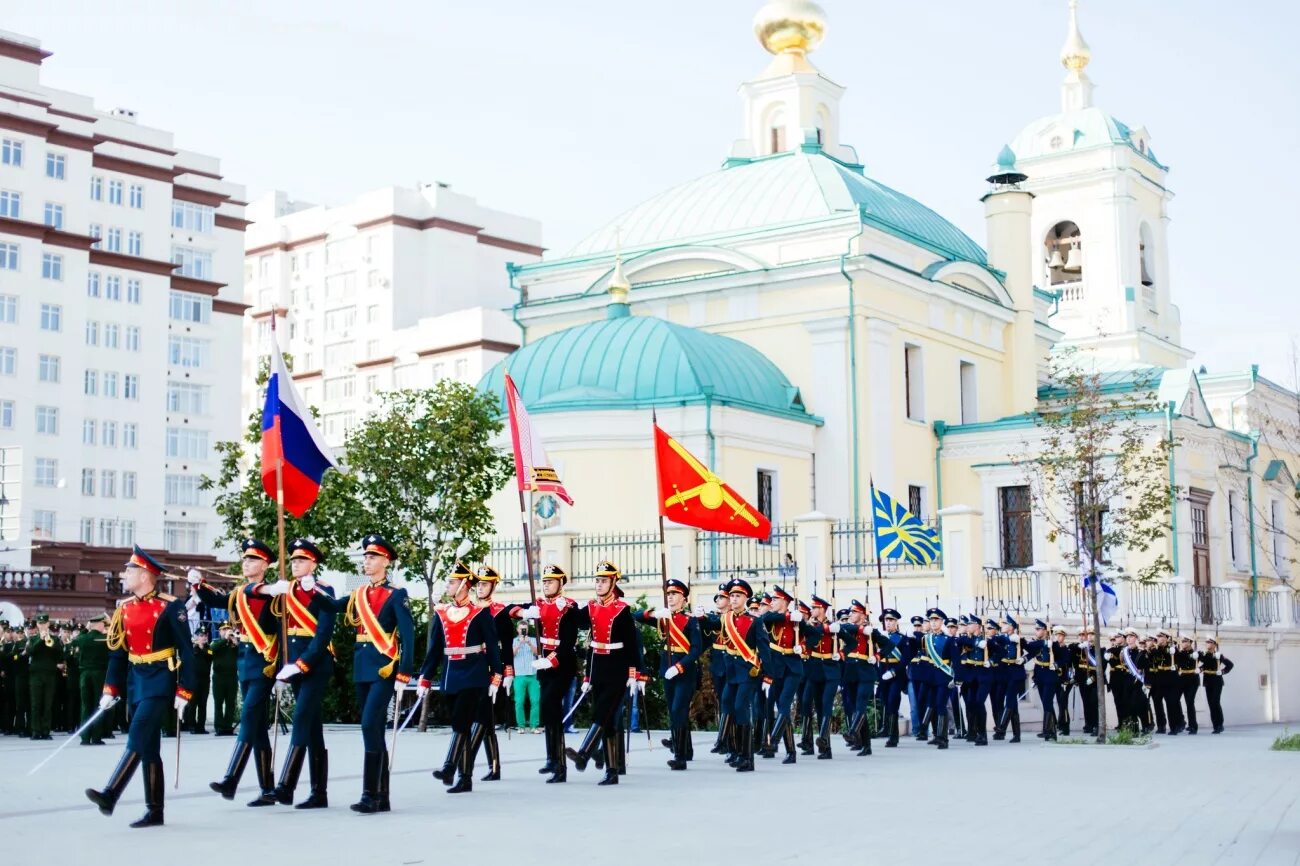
[938,505,983,611]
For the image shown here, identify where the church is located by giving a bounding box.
[479,0,1299,705]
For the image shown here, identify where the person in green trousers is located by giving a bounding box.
[210,622,240,736]
[511,622,541,731]
[26,613,64,740]
[74,615,111,745]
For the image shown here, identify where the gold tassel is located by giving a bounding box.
[378,658,396,680]
[264,662,277,677]
[105,606,127,652]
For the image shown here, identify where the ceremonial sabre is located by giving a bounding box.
[28,700,118,776]
[561,687,589,727]
[389,686,405,770]
[175,702,182,789]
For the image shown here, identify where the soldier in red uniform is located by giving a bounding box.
[564,561,644,785]
[469,564,517,782]
[417,563,503,794]
[85,546,195,828]
[516,563,581,783]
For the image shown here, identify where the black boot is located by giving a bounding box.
[85,750,141,816]
[448,734,474,794]
[464,722,486,782]
[885,716,899,747]
[546,726,567,783]
[816,715,833,760]
[709,715,730,754]
[1010,708,1021,743]
[350,751,382,813]
[852,713,872,756]
[1044,710,1058,742]
[480,725,501,781]
[295,749,328,809]
[782,722,797,764]
[614,730,627,775]
[274,745,306,805]
[209,741,251,800]
[128,761,165,828]
[376,750,391,811]
[734,724,754,772]
[540,723,557,774]
[597,736,619,785]
[432,733,463,785]
[247,749,277,806]
[565,724,603,772]
[935,713,949,749]
[843,712,861,749]
[684,727,694,761]
[799,713,815,755]
[667,727,687,770]
[763,714,787,759]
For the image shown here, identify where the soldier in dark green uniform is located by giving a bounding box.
[26,613,64,740]
[211,622,239,737]
[74,615,111,745]
[62,622,81,733]
[13,621,32,736]
[0,621,14,734]
[185,629,214,734]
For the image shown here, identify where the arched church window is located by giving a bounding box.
[1044,221,1083,288]
[815,127,823,145]
[770,126,786,154]
[1139,223,1157,311]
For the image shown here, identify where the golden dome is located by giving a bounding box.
[753,0,827,56]
[1060,0,1091,72]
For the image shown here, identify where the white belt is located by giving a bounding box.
[540,637,561,647]
[591,641,624,651]
[444,644,485,657]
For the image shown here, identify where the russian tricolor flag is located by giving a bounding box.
[261,336,338,518]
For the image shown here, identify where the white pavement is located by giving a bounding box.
[3,724,1298,865]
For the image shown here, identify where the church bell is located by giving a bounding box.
[1062,240,1082,273]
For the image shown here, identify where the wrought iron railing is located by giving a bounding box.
[694,523,798,587]
[1244,589,1279,627]
[977,567,1042,615]
[570,531,661,584]
[1192,585,1231,627]
[486,536,533,589]
[830,518,942,573]
[1127,581,1178,622]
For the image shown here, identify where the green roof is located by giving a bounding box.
[1009,107,1168,169]
[561,149,987,266]
[479,310,820,424]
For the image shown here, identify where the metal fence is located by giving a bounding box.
[830,518,942,573]
[977,567,1042,615]
[1245,589,1279,627]
[1192,585,1231,627]
[1127,581,1179,622]
[0,570,77,591]
[571,531,661,584]
[694,523,798,587]
[486,536,533,589]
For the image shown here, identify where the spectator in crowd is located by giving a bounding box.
[512,622,541,732]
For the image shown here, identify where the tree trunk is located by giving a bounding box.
[1088,565,1108,744]
[418,577,434,733]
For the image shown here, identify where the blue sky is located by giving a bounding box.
[9,0,1299,387]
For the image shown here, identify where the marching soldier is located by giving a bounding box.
[73,614,111,745]
[1174,634,1201,734]
[1152,630,1185,734]
[26,613,63,740]
[0,621,13,734]
[417,562,503,795]
[917,609,958,749]
[1021,619,1069,741]
[1073,627,1102,735]
[837,599,877,756]
[1105,630,1127,728]
[907,614,928,740]
[701,584,733,756]
[637,578,703,770]
[874,609,915,747]
[1051,625,1074,736]
[715,577,761,772]
[269,538,336,808]
[85,545,195,828]
[61,622,79,733]
[315,533,415,813]
[183,629,213,735]
[802,596,840,759]
[1200,636,1232,734]
[469,564,516,782]
[190,538,283,806]
[565,560,646,784]
[757,586,805,763]
[210,622,239,736]
[516,563,581,784]
[13,621,32,736]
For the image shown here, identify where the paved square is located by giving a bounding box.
[3,723,1297,865]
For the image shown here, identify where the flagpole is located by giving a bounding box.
[270,317,289,768]
[870,479,885,613]
[652,410,669,608]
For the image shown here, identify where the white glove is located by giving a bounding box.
[793,645,804,657]
[299,575,316,592]
[174,695,189,713]
[260,580,289,597]
[488,683,499,701]
[1017,657,1027,666]
[186,569,201,586]
[519,606,541,621]
[789,610,804,622]
[580,681,592,694]
[184,595,198,612]
[416,682,430,700]
[532,657,553,671]
[977,639,987,648]
[98,694,117,712]
[553,597,567,611]
[652,607,672,620]
[276,663,299,681]
[1009,634,1022,643]
[664,666,679,681]
[503,675,514,695]
[828,622,841,634]
[762,681,771,697]
[637,679,646,695]
[882,670,895,681]
[626,677,638,693]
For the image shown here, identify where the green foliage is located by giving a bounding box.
[1106,727,1152,746]
[1270,730,1300,751]
[344,383,514,609]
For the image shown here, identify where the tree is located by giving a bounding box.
[344,383,514,611]
[201,357,372,574]
[1012,347,1175,743]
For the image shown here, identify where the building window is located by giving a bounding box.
[365,374,378,394]
[904,343,924,421]
[37,354,59,383]
[126,279,141,304]
[0,346,14,375]
[454,358,468,380]
[103,371,119,398]
[120,520,135,546]
[367,304,380,323]
[1,138,23,167]
[81,468,95,496]
[98,519,116,546]
[163,521,204,554]
[1228,490,1242,568]
[83,418,96,445]
[165,474,203,506]
[43,202,63,229]
[41,253,63,281]
[0,189,20,218]
[324,272,356,300]
[123,471,137,499]
[0,242,18,270]
[324,342,355,369]
[127,231,142,256]
[769,127,785,154]
[123,374,138,400]
[45,152,66,180]
[105,227,122,252]
[323,376,356,402]
[85,321,100,347]
[959,361,977,424]
[756,469,775,530]
[0,400,11,428]
[32,510,55,537]
[170,246,213,280]
[87,272,101,298]
[908,485,926,520]
[108,179,123,205]
[166,427,209,459]
[125,326,140,351]
[169,291,210,323]
[168,335,209,368]
[324,306,357,333]
[172,201,214,233]
[1075,483,1110,564]
[0,295,15,323]
[105,275,121,301]
[35,406,59,435]
[34,458,58,487]
[999,485,1034,568]
[39,303,62,331]
[167,382,210,415]
[128,183,144,208]
[89,175,103,201]
[104,324,120,350]
[80,517,94,543]
[101,470,117,498]
[88,223,102,248]
[84,369,98,396]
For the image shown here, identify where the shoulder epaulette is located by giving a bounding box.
[158,593,177,602]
